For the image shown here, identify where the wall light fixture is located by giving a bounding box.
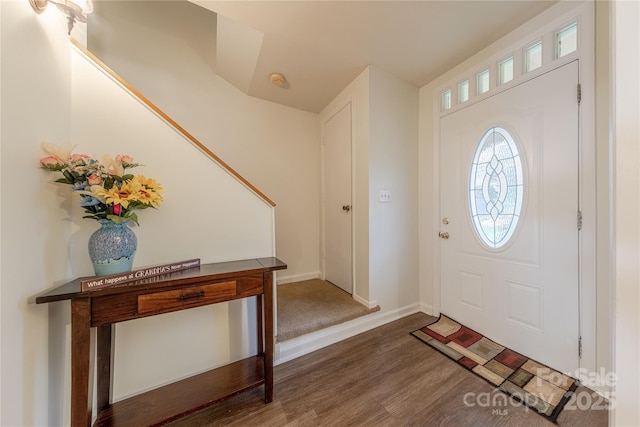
[30,0,93,35]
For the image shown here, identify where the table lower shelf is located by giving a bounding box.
[93,356,266,427]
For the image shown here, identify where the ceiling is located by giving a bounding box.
[191,1,558,113]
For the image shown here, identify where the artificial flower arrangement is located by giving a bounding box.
[39,142,163,225]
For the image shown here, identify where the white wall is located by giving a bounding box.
[368,66,419,310]
[417,76,436,315]
[88,0,321,283]
[611,1,640,425]
[595,0,612,392]
[319,66,419,311]
[0,3,2,423]
[1,1,74,425]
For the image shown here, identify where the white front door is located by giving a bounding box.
[323,103,353,294]
[439,61,580,374]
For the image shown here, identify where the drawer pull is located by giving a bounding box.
[178,291,205,301]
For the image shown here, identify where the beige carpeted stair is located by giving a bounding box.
[276,279,380,342]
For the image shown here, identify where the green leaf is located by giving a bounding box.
[122,162,141,170]
[42,164,65,171]
[128,212,140,226]
[122,174,134,181]
[62,170,76,184]
[103,177,115,190]
[106,215,127,224]
[54,177,73,185]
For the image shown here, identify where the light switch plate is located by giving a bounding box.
[379,190,392,202]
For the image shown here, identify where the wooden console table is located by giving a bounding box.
[35,257,286,427]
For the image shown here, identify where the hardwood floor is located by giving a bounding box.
[170,313,608,426]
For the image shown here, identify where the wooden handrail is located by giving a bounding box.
[70,38,276,207]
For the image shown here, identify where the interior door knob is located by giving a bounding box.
[439,231,450,239]
[342,205,351,212]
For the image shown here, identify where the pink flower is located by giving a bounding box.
[116,155,134,164]
[69,153,90,160]
[87,174,102,185]
[40,156,63,167]
[112,204,122,215]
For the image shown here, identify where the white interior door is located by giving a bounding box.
[439,61,580,374]
[323,103,353,294]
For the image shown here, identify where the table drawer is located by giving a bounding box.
[90,274,265,325]
[137,281,237,314]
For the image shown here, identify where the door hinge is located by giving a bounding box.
[578,336,583,358]
[577,210,583,230]
[577,83,582,104]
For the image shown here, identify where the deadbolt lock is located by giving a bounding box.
[442,217,450,225]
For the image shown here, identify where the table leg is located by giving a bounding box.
[96,324,113,412]
[71,298,92,427]
[256,295,263,356]
[263,272,274,403]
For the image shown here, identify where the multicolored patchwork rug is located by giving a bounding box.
[412,314,578,422]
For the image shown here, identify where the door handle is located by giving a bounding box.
[342,205,351,212]
[438,231,450,239]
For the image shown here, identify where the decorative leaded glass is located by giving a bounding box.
[469,127,523,248]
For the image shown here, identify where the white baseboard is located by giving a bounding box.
[275,303,421,365]
[352,293,378,309]
[276,271,321,285]
[420,303,434,316]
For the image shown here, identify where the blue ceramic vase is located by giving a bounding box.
[88,220,137,276]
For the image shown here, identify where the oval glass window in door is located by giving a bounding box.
[469,126,524,249]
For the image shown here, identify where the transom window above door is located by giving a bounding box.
[439,20,579,113]
[469,127,524,249]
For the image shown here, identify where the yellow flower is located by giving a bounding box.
[93,176,163,209]
[132,175,163,206]
[136,175,162,191]
[94,183,136,208]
